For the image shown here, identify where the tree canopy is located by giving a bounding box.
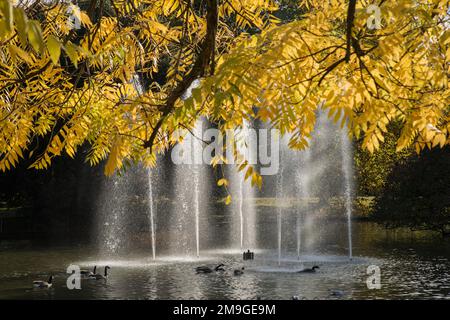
[374,146,450,237]
[0,0,449,179]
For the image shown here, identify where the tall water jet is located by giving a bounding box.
[296,215,301,260]
[96,165,151,255]
[165,78,207,258]
[272,109,355,261]
[277,210,282,266]
[239,177,244,250]
[295,147,311,260]
[147,170,156,260]
[169,119,206,257]
[229,120,257,251]
[193,122,202,257]
[97,177,124,254]
[276,131,313,263]
[276,144,285,266]
[229,164,256,251]
[340,128,353,260]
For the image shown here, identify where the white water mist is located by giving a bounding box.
[147,170,156,260]
[340,128,353,260]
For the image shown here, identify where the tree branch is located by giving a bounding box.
[346,0,357,62]
[143,0,218,151]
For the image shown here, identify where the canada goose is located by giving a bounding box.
[196,266,213,274]
[81,266,96,277]
[196,264,226,274]
[33,276,53,288]
[330,289,345,297]
[214,264,225,272]
[88,266,110,280]
[297,266,319,273]
[233,267,245,276]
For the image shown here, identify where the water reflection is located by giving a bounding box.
[1,222,450,300]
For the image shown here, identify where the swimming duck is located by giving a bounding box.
[33,275,53,288]
[330,290,345,297]
[196,266,213,274]
[88,266,110,280]
[214,264,226,272]
[233,267,245,276]
[81,266,96,277]
[196,264,226,274]
[297,266,319,273]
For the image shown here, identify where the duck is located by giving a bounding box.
[33,275,53,288]
[196,264,226,274]
[88,266,110,280]
[330,289,345,297]
[81,266,96,277]
[297,265,319,273]
[195,266,213,274]
[233,267,245,276]
[214,264,226,272]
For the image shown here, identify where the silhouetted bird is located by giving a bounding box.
[33,275,53,288]
[297,266,319,273]
[234,267,245,276]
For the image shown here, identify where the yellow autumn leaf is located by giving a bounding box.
[64,42,79,68]
[217,178,228,187]
[8,44,33,64]
[0,0,13,33]
[27,20,44,54]
[47,35,61,64]
[13,7,28,46]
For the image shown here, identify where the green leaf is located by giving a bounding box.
[214,91,227,109]
[192,87,202,104]
[47,35,61,64]
[184,96,194,111]
[228,82,242,99]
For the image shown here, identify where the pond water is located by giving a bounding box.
[1,222,450,300]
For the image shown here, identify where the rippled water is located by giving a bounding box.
[1,222,450,300]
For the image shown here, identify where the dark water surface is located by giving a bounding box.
[1,222,450,300]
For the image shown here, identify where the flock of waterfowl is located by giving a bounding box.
[195,264,320,276]
[195,263,325,300]
[32,266,110,289]
[32,263,321,291]
[195,264,248,276]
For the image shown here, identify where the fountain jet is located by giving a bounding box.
[169,119,206,258]
[340,127,353,260]
[229,120,257,251]
[147,170,157,260]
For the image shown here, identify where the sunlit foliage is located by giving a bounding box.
[0,0,449,181]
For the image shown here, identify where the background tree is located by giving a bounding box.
[373,146,450,237]
[354,122,412,197]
